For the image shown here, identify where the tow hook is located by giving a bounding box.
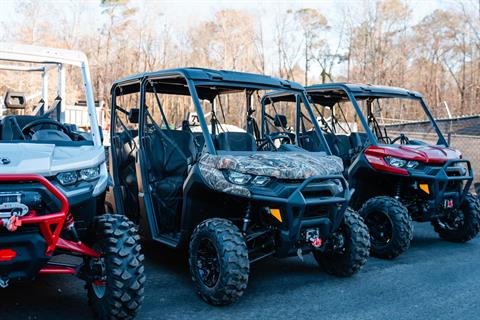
[305,228,323,248]
[2,215,22,232]
[311,237,323,248]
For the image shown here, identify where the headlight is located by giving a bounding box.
[385,157,407,168]
[225,170,252,185]
[406,161,419,169]
[252,176,271,186]
[57,171,78,186]
[79,167,101,181]
[385,157,419,169]
[56,166,101,186]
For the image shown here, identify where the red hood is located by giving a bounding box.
[367,145,461,164]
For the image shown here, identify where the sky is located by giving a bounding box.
[0,0,464,35]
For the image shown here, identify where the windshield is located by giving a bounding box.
[308,92,445,146]
[260,93,335,154]
[356,96,442,145]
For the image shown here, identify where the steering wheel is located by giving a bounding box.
[391,133,410,145]
[22,119,70,139]
[257,132,293,151]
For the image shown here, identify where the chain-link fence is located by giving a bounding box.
[386,115,480,188]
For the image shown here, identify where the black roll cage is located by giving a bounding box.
[260,93,333,154]
[111,69,333,156]
[262,84,448,148]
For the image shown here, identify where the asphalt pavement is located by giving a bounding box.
[1,222,479,320]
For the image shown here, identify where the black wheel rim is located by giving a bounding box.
[196,238,220,288]
[365,211,393,247]
[439,210,465,231]
[329,225,347,256]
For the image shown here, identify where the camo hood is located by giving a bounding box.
[198,152,343,197]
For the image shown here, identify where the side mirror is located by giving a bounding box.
[274,114,287,128]
[4,91,26,109]
[128,108,140,124]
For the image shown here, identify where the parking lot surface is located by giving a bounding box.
[1,222,479,320]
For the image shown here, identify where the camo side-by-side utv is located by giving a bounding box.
[0,43,145,319]
[106,68,370,306]
[262,83,480,259]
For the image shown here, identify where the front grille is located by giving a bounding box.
[303,205,332,218]
[446,167,466,177]
[282,179,304,184]
[301,189,333,199]
[300,181,339,200]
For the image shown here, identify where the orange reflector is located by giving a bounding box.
[419,184,430,194]
[270,208,282,222]
[0,249,16,262]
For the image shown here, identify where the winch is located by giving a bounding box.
[0,191,41,231]
[0,191,41,209]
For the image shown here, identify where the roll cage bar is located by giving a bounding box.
[111,68,331,155]
[263,83,448,147]
[259,93,333,154]
[0,43,101,146]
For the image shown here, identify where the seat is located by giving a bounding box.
[216,132,256,151]
[324,133,340,154]
[181,119,205,151]
[109,129,139,216]
[146,129,196,231]
[119,130,138,189]
[193,132,205,151]
[349,132,367,150]
[44,97,62,120]
[335,135,352,161]
[1,115,38,140]
[300,131,322,152]
[32,99,46,116]
[323,133,354,165]
[147,130,196,176]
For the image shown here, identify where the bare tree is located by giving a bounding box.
[294,8,328,85]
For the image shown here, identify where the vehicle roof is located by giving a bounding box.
[263,83,423,106]
[307,83,422,98]
[113,67,304,91]
[0,43,88,67]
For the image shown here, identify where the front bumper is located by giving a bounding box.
[1,178,103,234]
[250,175,350,257]
[408,159,473,210]
[0,174,68,281]
[0,174,100,284]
